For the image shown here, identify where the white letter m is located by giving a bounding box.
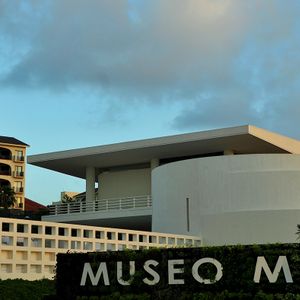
[253,256,293,283]
[80,262,110,286]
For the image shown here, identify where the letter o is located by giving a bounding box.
[192,258,223,284]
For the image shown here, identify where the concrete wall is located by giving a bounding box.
[98,168,151,199]
[152,154,300,245]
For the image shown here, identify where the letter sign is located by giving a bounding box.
[192,258,223,284]
[253,256,293,283]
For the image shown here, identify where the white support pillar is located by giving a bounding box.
[151,158,159,170]
[86,167,96,204]
[97,173,102,200]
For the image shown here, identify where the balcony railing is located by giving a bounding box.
[13,171,24,178]
[0,155,12,160]
[0,170,11,176]
[14,187,24,193]
[13,156,24,162]
[48,195,152,216]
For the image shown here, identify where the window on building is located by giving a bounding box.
[31,238,42,247]
[14,181,23,193]
[15,166,23,177]
[0,163,11,176]
[17,224,25,233]
[71,228,79,237]
[31,225,39,234]
[95,231,103,239]
[45,226,53,235]
[107,232,115,240]
[58,227,66,236]
[45,239,55,248]
[16,237,27,247]
[15,150,24,161]
[83,230,92,238]
[2,236,13,245]
[71,241,81,249]
[2,223,11,232]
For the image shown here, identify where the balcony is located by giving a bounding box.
[13,171,24,178]
[48,195,152,215]
[13,156,24,162]
[43,195,153,230]
[0,148,12,161]
[14,187,24,193]
[0,155,12,160]
[0,170,11,176]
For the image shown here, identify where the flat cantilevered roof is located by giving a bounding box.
[28,125,300,179]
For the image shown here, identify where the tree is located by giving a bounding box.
[297,225,300,238]
[0,186,16,209]
[296,225,300,240]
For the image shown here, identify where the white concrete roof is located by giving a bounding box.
[28,125,300,179]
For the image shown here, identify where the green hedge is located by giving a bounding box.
[56,244,300,299]
[0,279,55,300]
[74,291,300,300]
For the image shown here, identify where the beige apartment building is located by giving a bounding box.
[0,217,201,280]
[0,136,29,210]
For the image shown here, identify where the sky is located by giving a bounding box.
[1,0,300,205]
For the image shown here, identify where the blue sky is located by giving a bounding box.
[1,0,300,205]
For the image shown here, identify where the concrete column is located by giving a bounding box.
[224,149,234,155]
[86,167,95,203]
[97,173,102,200]
[151,158,160,170]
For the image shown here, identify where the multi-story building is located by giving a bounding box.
[0,217,200,280]
[0,136,28,210]
[28,125,300,246]
[3,124,300,281]
[0,135,202,281]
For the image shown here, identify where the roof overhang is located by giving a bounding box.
[28,125,300,179]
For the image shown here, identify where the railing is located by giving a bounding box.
[0,155,12,160]
[48,195,152,215]
[13,155,24,162]
[13,171,24,178]
[14,187,24,193]
[0,170,11,176]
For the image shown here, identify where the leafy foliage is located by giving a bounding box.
[0,279,55,300]
[0,186,16,209]
[56,244,300,299]
[296,224,300,240]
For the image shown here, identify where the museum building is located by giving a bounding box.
[29,125,300,246]
[2,124,300,281]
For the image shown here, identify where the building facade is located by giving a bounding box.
[0,136,28,210]
[28,125,300,246]
[0,217,201,280]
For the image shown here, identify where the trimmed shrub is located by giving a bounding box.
[56,244,300,299]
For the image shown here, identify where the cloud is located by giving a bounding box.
[0,0,251,91]
[1,0,300,132]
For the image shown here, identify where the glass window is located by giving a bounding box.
[15,166,23,176]
[45,226,53,235]
[15,150,23,160]
[2,223,11,232]
[17,224,24,233]
[31,225,39,234]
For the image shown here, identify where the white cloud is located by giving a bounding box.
[1,0,300,132]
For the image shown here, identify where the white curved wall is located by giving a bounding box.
[152,154,300,245]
